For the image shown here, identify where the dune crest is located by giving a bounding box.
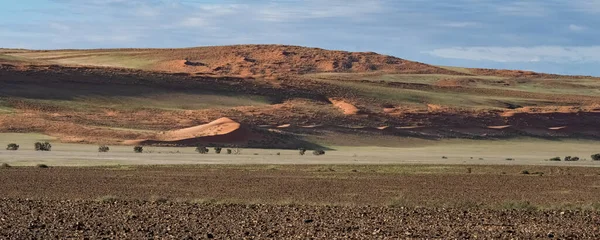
[160,117,241,141]
[329,98,359,115]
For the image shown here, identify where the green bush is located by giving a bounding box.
[214,147,222,154]
[564,156,580,161]
[312,150,325,156]
[549,157,561,161]
[592,154,600,161]
[98,145,110,152]
[195,146,209,154]
[6,143,19,151]
[133,146,143,153]
[299,148,306,156]
[34,142,52,151]
[36,164,49,168]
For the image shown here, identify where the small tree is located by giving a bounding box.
[195,146,209,154]
[312,150,325,156]
[134,146,143,153]
[34,142,52,151]
[214,147,222,154]
[299,148,306,156]
[6,143,19,151]
[98,145,110,153]
[233,148,241,155]
[592,154,600,161]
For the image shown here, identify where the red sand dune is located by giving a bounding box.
[329,98,359,115]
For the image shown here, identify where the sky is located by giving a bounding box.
[1,0,600,76]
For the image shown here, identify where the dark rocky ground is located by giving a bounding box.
[2,165,600,239]
[1,199,600,239]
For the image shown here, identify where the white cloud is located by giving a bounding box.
[256,0,383,22]
[425,46,600,63]
[568,24,586,31]
[179,17,209,27]
[567,0,600,13]
[49,23,70,32]
[439,22,480,28]
[496,1,550,17]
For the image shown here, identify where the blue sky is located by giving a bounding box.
[1,0,600,76]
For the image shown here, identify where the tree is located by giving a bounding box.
[6,143,19,151]
[196,146,209,154]
[299,148,306,156]
[214,147,222,154]
[34,142,52,151]
[134,146,143,153]
[312,150,325,156]
[98,145,110,152]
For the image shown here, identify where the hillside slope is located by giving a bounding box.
[1,45,599,147]
[1,45,462,77]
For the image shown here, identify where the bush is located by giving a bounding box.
[299,148,306,156]
[0,163,11,168]
[312,150,325,156]
[214,147,222,154]
[549,157,561,161]
[195,146,209,154]
[564,156,580,161]
[36,164,49,168]
[521,170,530,175]
[134,146,143,153]
[98,145,110,152]
[592,154,600,161]
[226,149,232,154]
[34,142,52,151]
[6,143,19,151]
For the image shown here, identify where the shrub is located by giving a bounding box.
[195,146,208,154]
[299,148,306,156]
[214,147,222,154]
[0,163,11,168]
[312,150,325,156]
[98,145,110,152]
[6,143,19,151]
[36,164,49,168]
[34,142,52,151]
[226,149,232,154]
[276,152,281,156]
[505,158,515,161]
[565,156,580,161]
[134,146,143,153]
[592,154,600,161]
[549,157,561,161]
[521,170,530,175]
[442,156,448,159]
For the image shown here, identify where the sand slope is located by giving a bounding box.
[329,98,359,115]
[160,117,241,141]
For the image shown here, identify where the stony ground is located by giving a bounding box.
[1,199,600,239]
[2,165,600,239]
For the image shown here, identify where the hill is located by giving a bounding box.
[0,45,599,148]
